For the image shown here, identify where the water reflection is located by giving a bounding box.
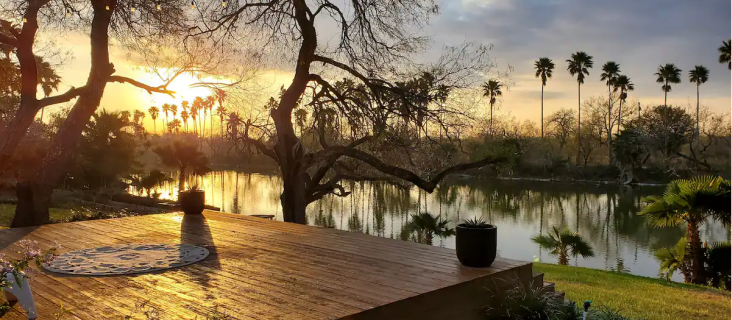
[134,172,728,281]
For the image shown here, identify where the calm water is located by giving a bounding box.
[136,171,728,281]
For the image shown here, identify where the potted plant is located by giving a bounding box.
[179,184,205,215]
[456,217,497,268]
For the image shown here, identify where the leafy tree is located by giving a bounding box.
[545,109,575,152]
[635,105,694,160]
[534,58,555,138]
[154,139,211,192]
[719,39,731,70]
[168,119,182,134]
[655,64,682,107]
[192,0,504,224]
[180,110,189,132]
[640,176,731,284]
[567,51,594,163]
[76,110,138,190]
[148,106,159,134]
[482,80,503,134]
[532,226,594,265]
[612,75,634,130]
[612,128,648,183]
[405,212,454,245]
[130,169,171,197]
[688,65,709,139]
[600,61,620,164]
[654,237,691,282]
[705,241,730,289]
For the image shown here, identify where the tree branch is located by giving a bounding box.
[107,76,176,97]
[336,147,507,192]
[37,86,87,107]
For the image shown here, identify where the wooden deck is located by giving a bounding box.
[0,211,543,320]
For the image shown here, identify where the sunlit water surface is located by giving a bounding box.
[132,171,728,282]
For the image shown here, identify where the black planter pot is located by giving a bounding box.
[179,190,205,215]
[456,224,497,268]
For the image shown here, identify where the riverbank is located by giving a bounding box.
[535,263,730,320]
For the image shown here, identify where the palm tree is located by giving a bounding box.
[532,226,594,265]
[167,119,182,133]
[226,112,241,138]
[190,104,199,135]
[215,89,227,136]
[180,110,190,132]
[153,140,210,192]
[35,56,61,122]
[567,51,593,163]
[161,103,171,128]
[294,108,308,136]
[206,95,216,139]
[640,176,731,284]
[719,39,730,70]
[216,105,227,138]
[612,75,634,130]
[688,65,709,139]
[405,212,454,245]
[654,237,691,282]
[655,63,682,107]
[481,80,503,134]
[600,61,620,164]
[133,109,145,125]
[534,57,555,138]
[170,104,178,122]
[148,106,159,134]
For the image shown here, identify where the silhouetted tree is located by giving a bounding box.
[688,65,709,139]
[567,51,594,164]
[534,57,555,138]
[719,39,731,70]
[655,63,682,107]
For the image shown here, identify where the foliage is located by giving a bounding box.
[640,175,730,284]
[718,39,730,70]
[153,138,210,191]
[405,212,454,245]
[630,105,694,159]
[74,110,140,190]
[705,241,731,289]
[130,169,171,197]
[532,227,594,265]
[0,240,58,290]
[653,237,691,282]
[462,216,489,227]
[484,284,579,320]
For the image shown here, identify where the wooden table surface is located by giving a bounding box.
[0,211,532,319]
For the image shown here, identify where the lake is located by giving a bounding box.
[136,171,728,281]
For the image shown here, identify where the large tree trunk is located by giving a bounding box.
[12,1,115,227]
[687,219,706,284]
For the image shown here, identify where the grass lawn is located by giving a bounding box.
[0,204,78,228]
[535,263,731,320]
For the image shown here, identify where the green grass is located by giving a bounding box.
[0,204,78,228]
[535,263,731,320]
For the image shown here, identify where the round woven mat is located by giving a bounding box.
[43,243,209,275]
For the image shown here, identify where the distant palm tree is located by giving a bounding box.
[640,176,730,284]
[133,109,145,125]
[405,212,454,246]
[600,61,620,164]
[567,51,594,163]
[170,104,178,122]
[216,105,227,138]
[719,39,730,70]
[688,65,709,139]
[612,75,634,130]
[206,95,217,139]
[180,110,190,132]
[226,112,242,139]
[532,226,594,265]
[655,63,682,107]
[153,140,210,192]
[534,57,555,138]
[162,103,171,128]
[482,80,503,134]
[215,89,227,137]
[148,106,159,134]
[35,56,61,122]
[190,104,199,135]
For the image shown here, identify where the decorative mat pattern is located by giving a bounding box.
[43,244,209,275]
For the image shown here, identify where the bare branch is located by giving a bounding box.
[107,76,177,97]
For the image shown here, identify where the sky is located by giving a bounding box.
[41,0,731,131]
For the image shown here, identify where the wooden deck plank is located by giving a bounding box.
[0,211,533,320]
